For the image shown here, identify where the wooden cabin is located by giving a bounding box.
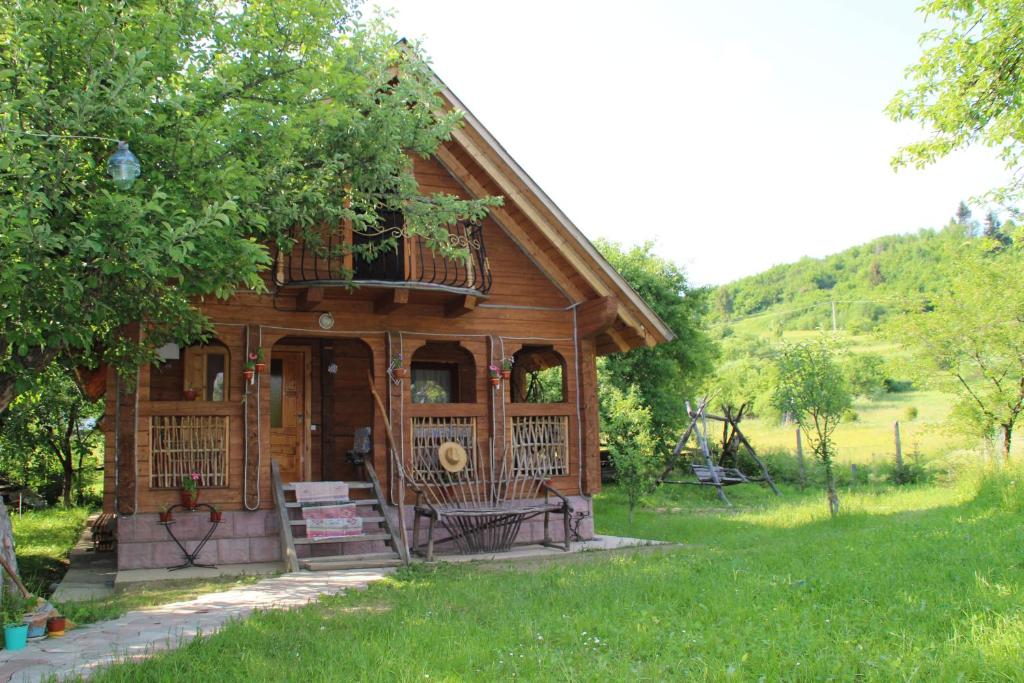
[102,73,673,572]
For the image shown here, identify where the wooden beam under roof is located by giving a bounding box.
[575,296,618,339]
[296,287,324,312]
[444,294,478,318]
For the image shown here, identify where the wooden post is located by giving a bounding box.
[795,429,806,490]
[894,421,904,469]
[851,463,858,485]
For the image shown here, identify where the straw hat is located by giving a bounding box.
[438,441,468,473]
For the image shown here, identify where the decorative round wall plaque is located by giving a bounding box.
[318,312,335,330]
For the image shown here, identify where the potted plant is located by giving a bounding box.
[46,615,66,637]
[158,505,174,523]
[501,357,514,380]
[180,472,201,509]
[183,386,198,401]
[209,505,223,523]
[243,358,255,382]
[390,352,406,379]
[2,596,28,651]
[252,348,267,374]
[489,364,501,387]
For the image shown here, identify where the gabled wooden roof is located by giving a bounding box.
[428,71,675,354]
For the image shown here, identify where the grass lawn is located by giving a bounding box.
[81,471,1024,681]
[10,506,91,594]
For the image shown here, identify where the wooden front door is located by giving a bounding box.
[270,347,309,484]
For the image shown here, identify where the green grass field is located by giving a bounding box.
[75,470,1024,681]
[9,506,90,594]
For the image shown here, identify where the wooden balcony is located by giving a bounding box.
[273,220,492,299]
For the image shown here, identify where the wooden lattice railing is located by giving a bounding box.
[511,414,569,477]
[410,416,478,477]
[150,415,229,488]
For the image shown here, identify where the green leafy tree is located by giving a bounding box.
[0,0,498,413]
[595,241,717,450]
[601,385,657,525]
[888,1,1024,201]
[843,352,888,399]
[890,237,1024,459]
[0,365,102,506]
[773,337,851,517]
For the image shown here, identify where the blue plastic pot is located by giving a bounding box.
[25,619,46,639]
[3,623,28,651]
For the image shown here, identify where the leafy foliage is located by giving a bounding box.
[888,0,1024,201]
[0,364,102,506]
[772,336,852,516]
[0,0,498,411]
[595,241,717,450]
[888,232,1024,458]
[600,385,657,524]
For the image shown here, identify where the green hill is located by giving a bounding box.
[712,218,1007,335]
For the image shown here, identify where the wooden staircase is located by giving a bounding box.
[271,461,409,572]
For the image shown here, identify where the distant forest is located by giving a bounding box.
[712,202,1017,334]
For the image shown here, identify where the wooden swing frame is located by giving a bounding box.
[658,398,781,506]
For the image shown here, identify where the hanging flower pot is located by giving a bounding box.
[180,472,201,509]
[501,357,514,381]
[250,348,266,374]
[490,376,501,387]
[209,508,223,523]
[501,371,511,380]
[243,368,255,382]
[392,367,407,379]
[180,490,198,509]
[158,508,173,523]
[254,362,267,374]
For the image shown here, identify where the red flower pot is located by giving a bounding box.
[243,369,255,381]
[254,362,267,374]
[490,376,501,386]
[209,510,223,523]
[501,370,511,380]
[392,367,407,379]
[158,511,173,523]
[180,490,198,509]
[46,616,66,637]
[183,388,197,401]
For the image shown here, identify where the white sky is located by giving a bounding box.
[378,0,1012,286]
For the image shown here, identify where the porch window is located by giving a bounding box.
[511,346,567,403]
[183,342,230,402]
[411,363,457,403]
[511,415,569,477]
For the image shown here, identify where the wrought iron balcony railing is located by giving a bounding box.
[274,219,492,295]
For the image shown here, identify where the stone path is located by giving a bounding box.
[0,568,393,682]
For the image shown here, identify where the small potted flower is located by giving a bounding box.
[209,505,223,523]
[251,348,267,374]
[180,472,201,509]
[46,615,66,638]
[182,386,198,401]
[489,364,501,387]
[158,505,174,523]
[2,596,28,652]
[501,357,514,380]
[243,358,255,382]
[390,352,406,379]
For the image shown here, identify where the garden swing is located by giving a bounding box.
[658,398,780,505]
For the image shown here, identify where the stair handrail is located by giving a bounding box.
[271,460,301,572]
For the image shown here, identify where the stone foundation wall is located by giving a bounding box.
[115,496,594,569]
[115,510,281,570]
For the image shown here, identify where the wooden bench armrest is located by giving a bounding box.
[540,483,572,511]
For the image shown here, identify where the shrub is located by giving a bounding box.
[904,405,919,422]
[601,385,658,525]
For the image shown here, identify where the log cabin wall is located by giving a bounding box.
[102,150,610,518]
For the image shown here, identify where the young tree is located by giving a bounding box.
[595,241,717,451]
[0,365,102,506]
[890,237,1024,460]
[0,0,498,414]
[601,385,657,525]
[773,337,851,517]
[888,1,1024,201]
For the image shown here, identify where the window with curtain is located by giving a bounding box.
[411,363,456,403]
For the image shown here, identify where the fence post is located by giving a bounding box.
[795,429,806,490]
[894,421,904,469]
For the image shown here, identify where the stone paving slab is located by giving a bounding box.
[0,569,393,683]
